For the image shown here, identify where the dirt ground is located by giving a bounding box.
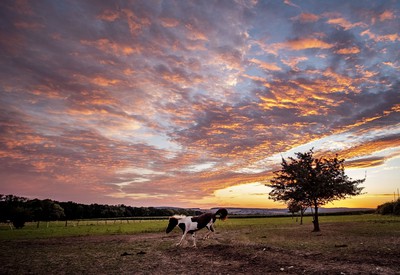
[1,230,399,275]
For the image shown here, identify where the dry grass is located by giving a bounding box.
[1,214,399,274]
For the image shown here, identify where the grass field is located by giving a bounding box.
[0,219,167,240]
[1,214,399,240]
[1,214,399,274]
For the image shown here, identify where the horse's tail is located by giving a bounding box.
[214,208,228,221]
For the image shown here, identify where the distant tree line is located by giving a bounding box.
[376,199,400,215]
[0,194,201,229]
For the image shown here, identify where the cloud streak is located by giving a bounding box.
[0,0,399,208]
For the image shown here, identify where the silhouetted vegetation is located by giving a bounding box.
[0,194,201,228]
[268,149,365,231]
[287,200,307,225]
[376,199,400,215]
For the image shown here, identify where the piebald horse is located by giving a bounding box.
[166,208,228,247]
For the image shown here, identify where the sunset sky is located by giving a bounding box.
[1,0,399,209]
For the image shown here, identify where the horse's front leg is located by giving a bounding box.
[176,232,187,246]
[203,224,214,239]
[203,231,213,239]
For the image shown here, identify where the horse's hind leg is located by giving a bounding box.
[191,232,197,247]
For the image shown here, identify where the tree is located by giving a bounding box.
[0,194,30,228]
[288,200,307,225]
[36,199,65,227]
[268,149,365,231]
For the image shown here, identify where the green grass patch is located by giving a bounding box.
[0,219,166,240]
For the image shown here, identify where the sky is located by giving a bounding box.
[1,0,399,209]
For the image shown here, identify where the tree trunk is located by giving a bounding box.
[312,204,320,232]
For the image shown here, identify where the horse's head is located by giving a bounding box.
[215,208,228,221]
[165,216,179,233]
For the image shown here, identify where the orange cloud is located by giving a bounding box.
[249,58,281,71]
[382,62,400,69]
[346,157,386,169]
[281,56,308,71]
[327,17,366,30]
[295,13,320,22]
[384,104,400,114]
[91,76,120,87]
[257,37,333,56]
[382,33,399,42]
[284,0,300,9]
[379,10,395,21]
[81,39,142,55]
[242,74,271,88]
[340,139,400,169]
[97,9,120,22]
[284,38,334,50]
[361,29,400,42]
[336,47,360,55]
[322,68,358,92]
[185,23,208,41]
[160,17,179,28]
[121,9,151,34]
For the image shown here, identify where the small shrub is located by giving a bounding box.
[11,207,30,229]
[376,200,400,216]
[393,199,400,215]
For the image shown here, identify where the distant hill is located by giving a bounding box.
[209,207,374,216]
[156,206,374,216]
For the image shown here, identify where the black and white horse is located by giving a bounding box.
[166,208,228,247]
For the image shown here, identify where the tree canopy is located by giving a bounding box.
[268,149,365,231]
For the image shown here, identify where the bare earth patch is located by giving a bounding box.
[1,229,399,274]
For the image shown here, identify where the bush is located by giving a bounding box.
[393,199,400,215]
[376,199,400,216]
[11,207,30,229]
